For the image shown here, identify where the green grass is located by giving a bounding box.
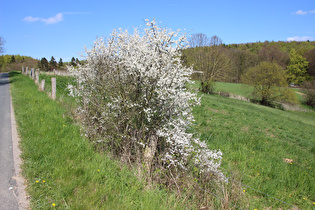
[193,93,315,209]
[10,72,315,209]
[190,81,310,105]
[10,72,187,209]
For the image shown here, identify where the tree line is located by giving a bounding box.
[0,54,81,72]
[182,33,315,106]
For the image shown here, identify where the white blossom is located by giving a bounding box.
[68,19,225,180]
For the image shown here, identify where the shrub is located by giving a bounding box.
[242,62,297,106]
[302,80,315,107]
[68,19,225,186]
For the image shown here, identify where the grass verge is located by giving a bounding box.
[9,71,185,209]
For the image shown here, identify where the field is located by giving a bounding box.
[10,72,315,209]
[194,92,315,209]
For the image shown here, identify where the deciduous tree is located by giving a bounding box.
[188,33,210,48]
[286,49,309,85]
[242,61,297,105]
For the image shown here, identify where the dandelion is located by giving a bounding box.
[290,162,292,164]
[63,124,66,127]
[36,180,39,183]
[97,169,100,172]
[243,190,246,192]
[303,198,305,200]
[52,203,56,207]
[43,180,45,183]
[313,202,315,205]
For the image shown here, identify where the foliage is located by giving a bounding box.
[0,54,38,72]
[242,61,297,105]
[302,80,315,107]
[70,57,76,66]
[68,20,225,186]
[49,56,57,71]
[58,58,63,67]
[40,57,49,71]
[286,49,310,85]
[182,36,230,92]
[304,48,315,78]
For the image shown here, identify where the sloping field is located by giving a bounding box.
[10,72,315,209]
[194,93,315,209]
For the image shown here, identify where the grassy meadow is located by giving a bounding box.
[193,93,315,209]
[10,71,315,209]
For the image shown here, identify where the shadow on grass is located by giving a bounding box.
[8,71,22,84]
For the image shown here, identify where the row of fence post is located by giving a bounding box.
[21,66,56,100]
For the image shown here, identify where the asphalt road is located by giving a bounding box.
[0,73,19,209]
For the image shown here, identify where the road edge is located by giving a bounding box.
[10,86,30,210]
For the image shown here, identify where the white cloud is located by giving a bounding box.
[286,36,313,42]
[41,13,63,24]
[23,16,40,23]
[292,9,315,15]
[293,10,308,15]
[23,13,63,24]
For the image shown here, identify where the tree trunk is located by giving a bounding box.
[143,135,158,186]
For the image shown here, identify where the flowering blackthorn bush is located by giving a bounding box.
[68,19,225,183]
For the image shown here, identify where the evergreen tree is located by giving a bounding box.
[10,55,16,63]
[40,57,49,71]
[49,56,57,71]
[58,58,63,67]
[75,58,80,65]
[70,57,76,66]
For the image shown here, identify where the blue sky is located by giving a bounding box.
[0,0,314,61]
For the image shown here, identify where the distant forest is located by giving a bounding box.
[182,35,315,84]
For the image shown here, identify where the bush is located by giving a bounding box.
[242,62,297,106]
[302,80,315,107]
[200,79,216,94]
[68,19,225,187]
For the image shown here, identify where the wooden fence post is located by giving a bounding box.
[40,79,45,91]
[22,66,24,74]
[51,77,56,100]
[25,67,29,76]
[30,68,34,78]
[35,69,40,84]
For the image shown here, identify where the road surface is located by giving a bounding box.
[0,72,21,209]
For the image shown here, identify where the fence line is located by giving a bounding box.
[22,66,57,100]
